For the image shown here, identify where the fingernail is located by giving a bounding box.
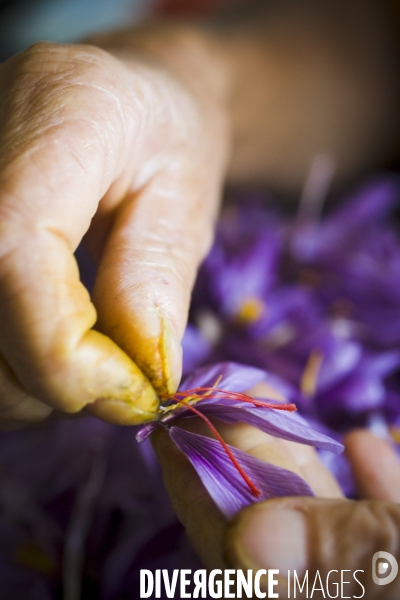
[159,317,182,394]
[228,507,307,575]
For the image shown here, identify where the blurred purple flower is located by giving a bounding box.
[288,177,400,350]
[193,204,283,320]
[2,175,400,598]
[188,178,400,436]
[289,177,400,264]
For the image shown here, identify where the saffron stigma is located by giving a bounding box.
[157,384,298,498]
[160,387,297,412]
[164,395,262,499]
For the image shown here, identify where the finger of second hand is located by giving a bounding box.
[345,429,400,502]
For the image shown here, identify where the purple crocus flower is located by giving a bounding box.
[288,177,400,264]
[193,203,283,321]
[137,362,343,518]
[288,177,400,351]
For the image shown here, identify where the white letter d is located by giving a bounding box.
[140,570,154,598]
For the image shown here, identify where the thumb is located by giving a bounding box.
[225,497,400,599]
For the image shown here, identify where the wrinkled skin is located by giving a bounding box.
[0,38,229,425]
[0,1,400,597]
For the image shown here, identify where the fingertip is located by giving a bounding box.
[344,428,400,501]
[23,330,159,420]
[115,313,182,397]
[225,499,308,575]
[225,497,400,598]
[81,331,159,424]
[0,397,53,423]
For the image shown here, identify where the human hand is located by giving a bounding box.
[1,2,397,428]
[152,384,400,599]
[0,36,229,426]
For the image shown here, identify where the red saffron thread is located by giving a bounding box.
[171,397,262,499]
[161,387,297,412]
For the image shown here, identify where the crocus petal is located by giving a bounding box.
[196,205,283,315]
[321,178,399,244]
[360,351,400,379]
[136,422,160,442]
[199,404,344,454]
[319,373,386,415]
[181,325,211,377]
[180,361,267,393]
[169,427,314,519]
[290,178,400,262]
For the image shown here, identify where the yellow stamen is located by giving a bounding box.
[301,349,324,398]
[211,374,223,390]
[159,375,223,414]
[236,297,266,325]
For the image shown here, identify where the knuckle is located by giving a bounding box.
[8,40,108,78]
[0,43,126,166]
[368,501,400,556]
[310,500,400,598]
[2,41,121,116]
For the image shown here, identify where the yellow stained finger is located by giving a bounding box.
[0,228,158,421]
[0,44,161,421]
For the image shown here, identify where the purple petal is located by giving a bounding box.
[360,351,400,379]
[180,361,267,393]
[323,178,399,239]
[136,421,160,442]
[318,451,356,498]
[169,427,313,518]
[199,404,344,453]
[320,373,386,415]
[195,204,283,315]
[290,178,400,262]
[317,340,362,392]
[181,325,211,376]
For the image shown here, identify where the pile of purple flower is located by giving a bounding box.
[0,175,399,598]
[179,176,400,497]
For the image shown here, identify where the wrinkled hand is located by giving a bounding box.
[153,384,400,599]
[0,40,229,426]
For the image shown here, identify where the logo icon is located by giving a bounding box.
[372,552,398,586]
